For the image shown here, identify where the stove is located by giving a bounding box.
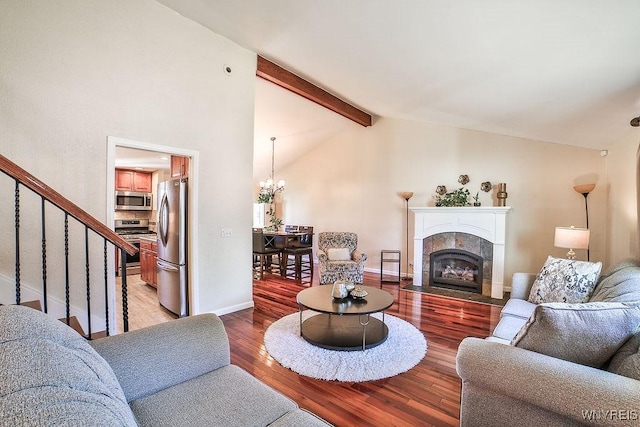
[116,219,153,237]
[115,219,157,275]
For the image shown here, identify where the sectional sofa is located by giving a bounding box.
[0,305,331,426]
[457,258,640,426]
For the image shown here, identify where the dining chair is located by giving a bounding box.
[282,226,314,284]
[252,228,282,280]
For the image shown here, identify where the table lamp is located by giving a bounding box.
[554,226,590,260]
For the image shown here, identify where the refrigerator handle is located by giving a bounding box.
[157,259,179,271]
[159,193,169,247]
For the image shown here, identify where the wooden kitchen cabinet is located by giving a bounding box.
[115,169,152,192]
[140,239,158,288]
[170,155,189,178]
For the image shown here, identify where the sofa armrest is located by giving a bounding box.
[456,338,640,426]
[90,313,230,402]
[317,249,328,263]
[510,272,537,300]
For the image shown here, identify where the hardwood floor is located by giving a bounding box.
[116,269,501,426]
[222,271,502,427]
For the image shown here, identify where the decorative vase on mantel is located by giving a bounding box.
[472,191,481,207]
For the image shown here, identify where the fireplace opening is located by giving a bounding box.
[429,249,483,294]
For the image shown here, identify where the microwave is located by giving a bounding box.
[115,191,153,211]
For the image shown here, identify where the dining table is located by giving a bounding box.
[260,229,314,279]
[262,231,311,249]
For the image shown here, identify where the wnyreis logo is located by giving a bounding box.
[582,409,638,422]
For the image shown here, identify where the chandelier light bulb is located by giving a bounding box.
[257,136,285,197]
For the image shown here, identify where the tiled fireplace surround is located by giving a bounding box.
[410,207,510,299]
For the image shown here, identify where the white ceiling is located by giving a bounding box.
[154,0,640,175]
[115,146,172,172]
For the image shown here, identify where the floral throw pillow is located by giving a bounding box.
[528,256,602,304]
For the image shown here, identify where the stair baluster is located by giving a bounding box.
[84,226,92,339]
[41,197,48,313]
[120,248,129,333]
[14,181,21,305]
[103,240,109,335]
[64,213,70,326]
[1,154,137,337]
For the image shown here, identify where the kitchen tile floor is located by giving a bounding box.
[115,274,176,334]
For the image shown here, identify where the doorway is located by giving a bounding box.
[107,136,199,334]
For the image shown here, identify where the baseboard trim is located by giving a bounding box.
[211,300,254,317]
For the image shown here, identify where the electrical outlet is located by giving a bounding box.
[221,228,233,238]
[409,262,414,268]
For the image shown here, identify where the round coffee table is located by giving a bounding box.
[296,285,394,351]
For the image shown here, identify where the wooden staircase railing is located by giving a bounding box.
[0,154,138,336]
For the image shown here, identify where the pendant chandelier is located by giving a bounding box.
[259,137,285,196]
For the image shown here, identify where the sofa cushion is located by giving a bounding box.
[528,256,602,304]
[590,258,640,303]
[607,333,640,380]
[0,305,136,426]
[327,247,351,261]
[130,364,298,427]
[492,315,529,342]
[500,298,537,320]
[511,302,640,367]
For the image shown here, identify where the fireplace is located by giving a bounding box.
[430,249,483,293]
[410,207,510,299]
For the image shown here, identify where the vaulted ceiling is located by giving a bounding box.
[156,0,640,178]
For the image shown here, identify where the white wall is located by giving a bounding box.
[605,129,640,264]
[279,117,608,283]
[0,0,256,326]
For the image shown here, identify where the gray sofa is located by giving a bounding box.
[0,305,330,426]
[456,258,640,427]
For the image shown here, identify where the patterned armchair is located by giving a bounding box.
[317,232,367,285]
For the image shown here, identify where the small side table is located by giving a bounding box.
[380,250,401,284]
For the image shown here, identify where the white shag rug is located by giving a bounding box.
[264,311,427,382]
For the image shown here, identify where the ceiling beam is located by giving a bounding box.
[256,55,372,127]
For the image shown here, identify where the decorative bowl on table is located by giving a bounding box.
[349,287,368,300]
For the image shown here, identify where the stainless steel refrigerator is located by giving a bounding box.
[157,178,188,317]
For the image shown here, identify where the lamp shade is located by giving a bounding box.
[399,191,414,201]
[573,183,596,195]
[554,226,590,250]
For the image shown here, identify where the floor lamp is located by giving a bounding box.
[573,183,595,261]
[399,192,414,280]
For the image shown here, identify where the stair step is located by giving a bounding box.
[20,300,43,311]
[58,316,106,339]
[5,300,105,339]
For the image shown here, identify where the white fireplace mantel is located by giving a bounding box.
[410,207,511,299]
